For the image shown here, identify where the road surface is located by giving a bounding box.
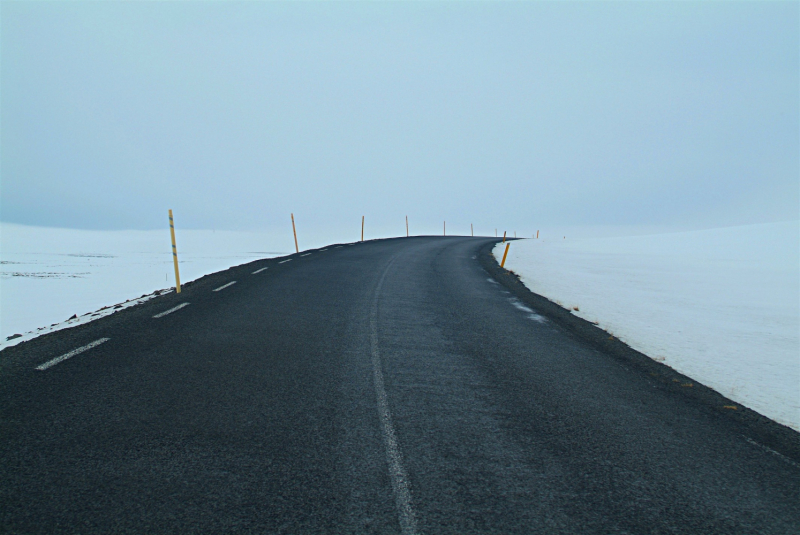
[1,236,798,533]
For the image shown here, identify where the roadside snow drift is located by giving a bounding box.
[0,224,287,349]
[494,221,799,431]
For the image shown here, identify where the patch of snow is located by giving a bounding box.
[494,221,800,431]
[1,224,287,348]
[1,290,168,351]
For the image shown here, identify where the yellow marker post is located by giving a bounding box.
[361,216,364,242]
[168,209,181,294]
[502,231,506,243]
[500,243,510,268]
[406,216,409,237]
[291,213,299,253]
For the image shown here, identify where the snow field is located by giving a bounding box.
[0,224,290,348]
[494,222,799,431]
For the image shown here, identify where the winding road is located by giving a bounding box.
[1,236,798,533]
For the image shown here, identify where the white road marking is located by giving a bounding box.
[335,246,343,248]
[301,253,312,257]
[508,298,547,323]
[252,267,268,274]
[153,303,190,318]
[371,257,418,535]
[279,259,292,264]
[509,298,533,313]
[213,281,237,292]
[319,248,328,251]
[744,437,800,469]
[36,338,110,371]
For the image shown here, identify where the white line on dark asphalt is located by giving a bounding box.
[301,253,312,257]
[36,338,110,371]
[213,281,237,292]
[319,248,328,251]
[153,303,190,318]
[252,267,268,274]
[745,437,800,469]
[279,259,292,264]
[371,256,418,535]
[335,246,343,248]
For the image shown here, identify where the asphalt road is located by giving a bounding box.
[1,236,798,534]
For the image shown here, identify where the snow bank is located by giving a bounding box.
[494,222,799,431]
[0,224,291,348]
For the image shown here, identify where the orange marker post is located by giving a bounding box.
[536,230,539,239]
[168,209,181,293]
[500,243,510,268]
[361,216,364,242]
[291,213,299,253]
[502,231,506,243]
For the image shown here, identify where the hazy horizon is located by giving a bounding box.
[2,2,797,233]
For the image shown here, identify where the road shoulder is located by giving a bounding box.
[478,239,800,465]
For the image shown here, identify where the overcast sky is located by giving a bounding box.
[1,1,797,235]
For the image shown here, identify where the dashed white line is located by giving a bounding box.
[279,259,292,264]
[319,248,328,251]
[335,246,343,248]
[213,281,237,292]
[301,253,312,257]
[252,267,268,274]
[36,338,110,371]
[371,256,418,535]
[153,303,191,318]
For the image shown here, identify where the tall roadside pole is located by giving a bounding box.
[168,209,181,294]
[291,213,299,253]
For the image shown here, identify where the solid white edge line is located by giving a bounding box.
[279,259,292,264]
[371,256,418,535]
[36,338,110,371]
[153,303,191,318]
[213,281,237,292]
[744,437,800,469]
[252,267,268,274]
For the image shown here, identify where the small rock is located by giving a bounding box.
[68,314,77,320]
[6,334,22,340]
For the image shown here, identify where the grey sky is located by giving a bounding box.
[1,1,797,234]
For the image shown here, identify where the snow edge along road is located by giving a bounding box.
[476,240,800,466]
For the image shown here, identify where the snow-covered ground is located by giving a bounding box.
[495,221,800,431]
[0,224,294,348]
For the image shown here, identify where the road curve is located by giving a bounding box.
[1,236,798,533]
